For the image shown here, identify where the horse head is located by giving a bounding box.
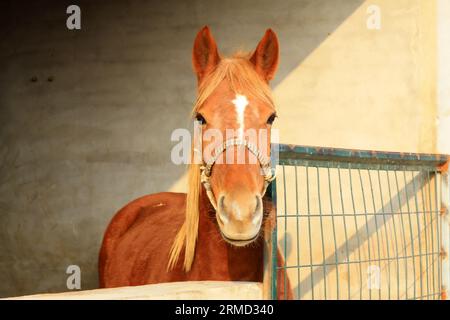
[169,26,279,271]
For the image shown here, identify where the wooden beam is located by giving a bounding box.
[5,281,263,300]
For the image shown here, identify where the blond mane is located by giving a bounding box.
[168,53,276,272]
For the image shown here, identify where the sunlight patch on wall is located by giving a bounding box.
[273,0,436,153]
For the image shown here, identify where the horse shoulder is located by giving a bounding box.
[98,192,186,287]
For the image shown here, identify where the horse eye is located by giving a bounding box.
[195,113,207,125]
[266,113,277,125]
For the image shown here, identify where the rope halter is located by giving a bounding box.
[199,138,276,210]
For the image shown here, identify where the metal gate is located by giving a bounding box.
[266,144,450,300]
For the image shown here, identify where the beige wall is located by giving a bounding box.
[274,0,437,153]
[437,0,450,155]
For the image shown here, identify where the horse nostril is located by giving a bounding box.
[218,196,229,224]
[252,195,263,225]
[255,195,262,214]
[218,195,225,211]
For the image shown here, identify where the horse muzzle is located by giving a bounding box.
[216,193,263,246]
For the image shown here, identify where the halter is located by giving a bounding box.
[199,138,276,210]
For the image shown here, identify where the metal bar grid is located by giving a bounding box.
[269,144,449,300]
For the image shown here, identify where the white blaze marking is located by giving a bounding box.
[231,94,249,139]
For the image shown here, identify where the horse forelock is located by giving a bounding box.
[192,53,275,116]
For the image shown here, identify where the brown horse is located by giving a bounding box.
[98,26,292,299]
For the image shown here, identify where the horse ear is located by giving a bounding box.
[192,26,220,82]
[250,29,279,82]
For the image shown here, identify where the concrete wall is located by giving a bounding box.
[0,0,443,298]
[274,0,437,153]
[438,0,450,155]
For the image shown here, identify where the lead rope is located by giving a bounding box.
[199,138,276,210]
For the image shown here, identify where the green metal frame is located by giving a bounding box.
[269,143,449,300]
[275,144,448,170]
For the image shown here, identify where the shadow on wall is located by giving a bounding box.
[0,0,364,297]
